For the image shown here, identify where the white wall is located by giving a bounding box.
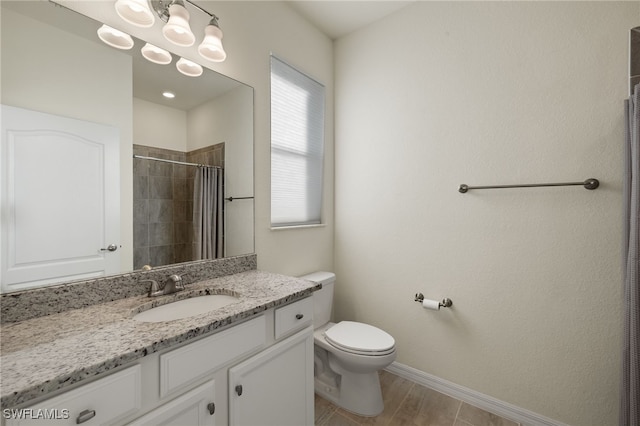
[334,2,638,425]
[65,0,335,276]
[133,98,187,151]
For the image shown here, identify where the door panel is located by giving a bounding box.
[1,105,120,292]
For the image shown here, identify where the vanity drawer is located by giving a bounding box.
[6,365,141,426]
[274,297,313,339]
[160,315,266,397]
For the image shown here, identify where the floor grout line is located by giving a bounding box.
[453,399,464,425]
[385,380,415,426]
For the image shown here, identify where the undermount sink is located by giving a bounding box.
[133,294,240,323]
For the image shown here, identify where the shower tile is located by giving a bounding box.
[149,159,173,177]
[174,164,188,179]
[149,223,172,246]
[149,245,174,267]
[174,222,193,244]
[150,176,173,200]
[133,156,148,176]
[133,223,148,248]
[149,199,173,223]
[133,247,149,270]
[133,199,149,224]
[174,178,189,201]
[173,200,191,222]
[174,243,192,263]
[133,175,149,200]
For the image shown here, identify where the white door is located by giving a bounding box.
[1,105,120,292]
[228,327,314,426]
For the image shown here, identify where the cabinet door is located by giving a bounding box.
[229,327,314,426]
[129,381,216,426]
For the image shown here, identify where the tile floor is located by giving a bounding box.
[314,370,519,426]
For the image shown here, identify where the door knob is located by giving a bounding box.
[100,244,118,252]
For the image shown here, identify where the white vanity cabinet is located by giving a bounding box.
[4,297,314,426]
[229,327,314,426]
[5,365,141,426]
[128,381,216,426]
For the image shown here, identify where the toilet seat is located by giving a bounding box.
[324,321,395,356]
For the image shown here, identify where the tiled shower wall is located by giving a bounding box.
[133,144,225,269]
[632,27,639,93]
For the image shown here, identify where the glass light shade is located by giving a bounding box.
[115,0,155,28]
[97,24,134,50]
[198,24,226,62]
[176,57,203,77]
[162,3,195,47]
[141,43,172,65]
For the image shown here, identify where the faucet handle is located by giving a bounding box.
[168,274,186,290]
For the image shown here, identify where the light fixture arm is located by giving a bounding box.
[150,0,217,23]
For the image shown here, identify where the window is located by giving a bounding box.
[270,55,325,227]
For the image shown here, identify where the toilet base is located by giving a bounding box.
[314,371,384,417]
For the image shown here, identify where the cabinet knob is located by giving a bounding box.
[235,385,243,396]
[76,409,96,424]
[207,402,215,415]
[295,313,304,320]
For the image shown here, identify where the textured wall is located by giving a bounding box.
[334,2,639,425]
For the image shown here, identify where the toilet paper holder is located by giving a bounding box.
[414,293,453,308]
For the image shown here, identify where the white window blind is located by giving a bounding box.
[270,56,325,227]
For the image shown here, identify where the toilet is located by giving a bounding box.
[301,271,396,417]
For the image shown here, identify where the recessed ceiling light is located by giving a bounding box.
[163,91,176,99]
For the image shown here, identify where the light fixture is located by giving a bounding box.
[161,0,195,47]
[115,0,155,28]
[141,43,172,64]
[197,16,226,62]
[97,24,134,50]
[162,91,176,98]
[176,57,203,77]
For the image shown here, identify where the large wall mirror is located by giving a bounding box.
[0,1,254,293]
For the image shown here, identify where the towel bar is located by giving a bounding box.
[458,178,599,193]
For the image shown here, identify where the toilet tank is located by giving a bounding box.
[299,271,335,328]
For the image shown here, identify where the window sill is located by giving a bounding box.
[270,224,326,231]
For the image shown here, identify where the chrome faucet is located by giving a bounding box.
[142,274,189,297]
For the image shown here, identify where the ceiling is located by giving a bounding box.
[286,1,414,40]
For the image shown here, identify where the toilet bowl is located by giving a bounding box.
[302,272,397,417]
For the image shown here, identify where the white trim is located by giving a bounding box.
[270,224,326,231]
[385,362,570,426]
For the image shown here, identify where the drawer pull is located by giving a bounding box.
[76,409,96,424]
[295,313,304,320]
[235,385,243,396]
[207,402,215,415]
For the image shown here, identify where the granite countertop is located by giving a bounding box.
[0,270,320,408]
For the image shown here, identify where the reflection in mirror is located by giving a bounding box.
[0,1,254,293]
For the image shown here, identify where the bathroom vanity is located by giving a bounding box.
[0,257,319,426]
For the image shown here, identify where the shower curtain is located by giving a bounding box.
[621,82,640,425]
[193,167,224,260]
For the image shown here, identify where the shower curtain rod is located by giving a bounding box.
[133,155,221,169]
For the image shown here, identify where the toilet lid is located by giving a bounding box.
[324,321,395,354]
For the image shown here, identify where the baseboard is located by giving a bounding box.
[385,362,569,426]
